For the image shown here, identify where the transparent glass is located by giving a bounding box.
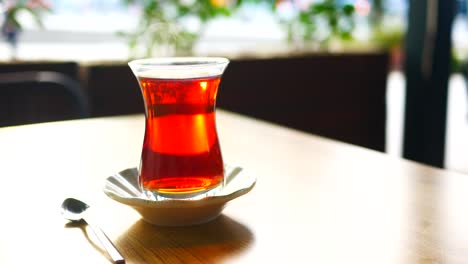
[129,57,229,198]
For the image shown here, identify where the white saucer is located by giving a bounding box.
[103,164,256,226]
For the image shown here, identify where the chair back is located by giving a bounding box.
[0,71,90,127]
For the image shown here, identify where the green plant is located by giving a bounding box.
[1,0,50,59]
[453,50,468,74]
[372,25,404,50]
[367,0,404,51]
[119,0,358,57]
[370,0,384,30]
[276,0,355,49]
[461,63,468,78]
[120,0,237,58]
[1,0,50,30]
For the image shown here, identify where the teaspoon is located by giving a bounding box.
[61,198,125,264]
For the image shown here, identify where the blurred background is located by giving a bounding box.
[0,0,467,173]
[0,0,410,60]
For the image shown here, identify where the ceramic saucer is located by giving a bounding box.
[103,164,256,226]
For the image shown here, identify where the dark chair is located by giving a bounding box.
[81,64,144,117]
[0,61,80,81]
[0,71,90,127]
[218,53,389,152]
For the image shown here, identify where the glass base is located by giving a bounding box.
[141,182,225,201]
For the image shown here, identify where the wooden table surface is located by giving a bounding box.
[1,111,468,264]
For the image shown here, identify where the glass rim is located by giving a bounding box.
[128,57,229,68]
[129,57,229,79]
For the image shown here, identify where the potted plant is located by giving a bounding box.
[119,0,237,58]
[0,0,50,60]
[274,0,355,51]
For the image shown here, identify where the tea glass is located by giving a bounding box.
[129,57,229,199]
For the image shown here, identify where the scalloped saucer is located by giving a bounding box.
[103,164,256,226]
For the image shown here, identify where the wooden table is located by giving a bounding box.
[1,111,468,264]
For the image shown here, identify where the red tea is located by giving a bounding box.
[138,75,224,195]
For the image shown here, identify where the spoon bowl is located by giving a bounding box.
[61,198,125,264]
[61,198,90,221]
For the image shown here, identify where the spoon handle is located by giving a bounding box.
[85,219,125,264]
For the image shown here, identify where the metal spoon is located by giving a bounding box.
[61,198,125,264]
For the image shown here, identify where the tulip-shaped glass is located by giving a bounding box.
[129,57,229,198]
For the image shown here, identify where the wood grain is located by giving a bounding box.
[0,111,467,263]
